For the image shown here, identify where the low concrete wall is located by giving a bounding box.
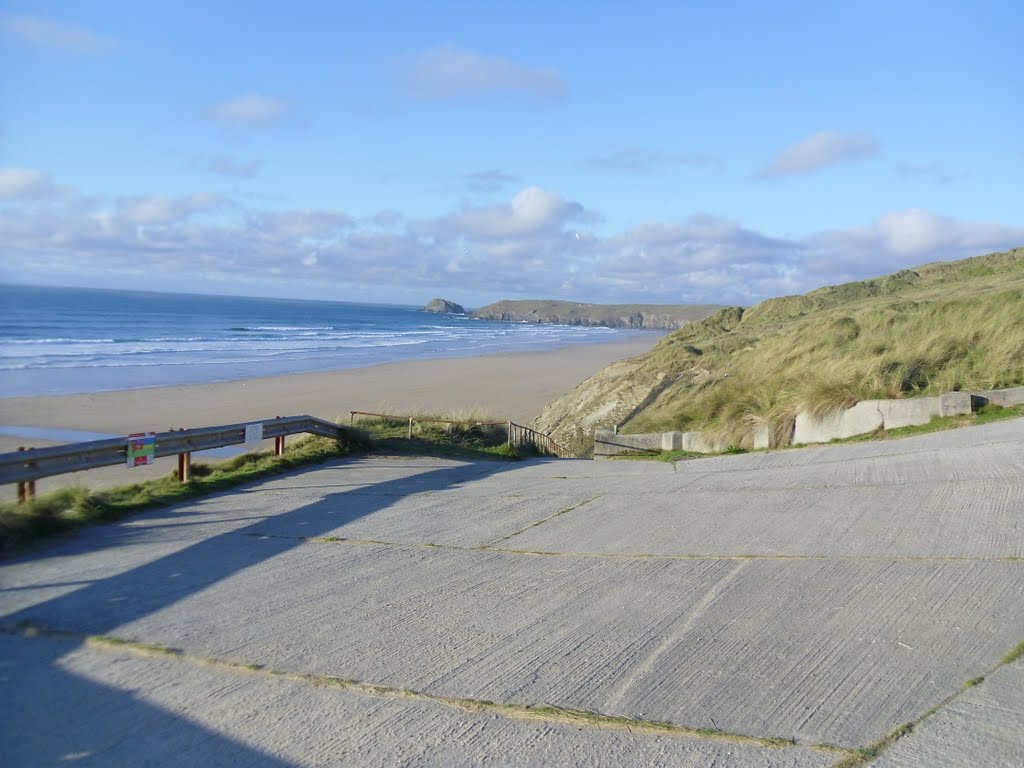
[593,386,1018,457]
[971,387,1024,408]
[793,392,974,445]
[595,428,720,458]
[593,429,662,458]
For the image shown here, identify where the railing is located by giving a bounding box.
[349,411,576,459]
[1,415,349,503]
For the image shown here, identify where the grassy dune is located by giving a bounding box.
[534,248,1024,451]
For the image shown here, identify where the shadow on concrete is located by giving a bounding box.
[1,456,522,765]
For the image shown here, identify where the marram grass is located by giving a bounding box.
[618,248,1024,446]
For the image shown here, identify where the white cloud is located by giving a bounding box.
[254,210,351,239]
[2,181,1021,307]
[116,193,222,226]
[424,186,583,239]
[804,210,1024,280]
[0,168,59,200]
[394,45,566,103]
[205,94,289,126]
[0,13,115,53]
[758,131,879,178]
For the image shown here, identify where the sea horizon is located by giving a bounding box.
[0,283,652,398]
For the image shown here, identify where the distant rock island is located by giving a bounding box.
[469,300,724,330]
[423,298,466,314]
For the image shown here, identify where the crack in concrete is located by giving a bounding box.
[3,622,847,754]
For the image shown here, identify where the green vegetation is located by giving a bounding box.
[2,408,541,553]
[535,248,1024,449]
[0,432,369,552]
[470,299,723,329]
[1002,640,1024,665]
[351,408,533,460]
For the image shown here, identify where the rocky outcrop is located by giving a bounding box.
[423,298,466,314]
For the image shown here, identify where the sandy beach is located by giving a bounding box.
[0,337,657,494]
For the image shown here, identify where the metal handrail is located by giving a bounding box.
[1,415,349,498]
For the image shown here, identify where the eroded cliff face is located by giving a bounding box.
[532,358,675,453]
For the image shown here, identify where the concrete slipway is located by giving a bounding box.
[2,420,1022,766]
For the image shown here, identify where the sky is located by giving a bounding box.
[1,0,1022,308]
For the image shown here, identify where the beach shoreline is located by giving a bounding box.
[0,336,658,442]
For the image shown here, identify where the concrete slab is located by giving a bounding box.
[5,542,1022,748]
[0,633,834,768]
[867,659,1024,768]
[498,481,1024,558]
[1,417,1022,764]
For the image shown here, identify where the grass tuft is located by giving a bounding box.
[1001,640,1024,665]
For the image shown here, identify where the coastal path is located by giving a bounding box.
[2,419,1023,766]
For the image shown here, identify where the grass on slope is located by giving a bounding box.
[622,248,1024,447]
[351,407,540,459]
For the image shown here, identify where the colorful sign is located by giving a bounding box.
[127,432,156,467]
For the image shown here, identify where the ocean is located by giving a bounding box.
[0,284,645,397]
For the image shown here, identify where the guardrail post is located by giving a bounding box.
[177,451,191,483]
[275,436,285,456]
[16,447,36,504]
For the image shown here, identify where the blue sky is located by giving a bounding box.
[1,0,1021,307]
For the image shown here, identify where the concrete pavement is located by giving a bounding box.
[2,419,1023,766]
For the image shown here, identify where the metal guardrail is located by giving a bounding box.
[1,415,349,501]
[349,411,576,459]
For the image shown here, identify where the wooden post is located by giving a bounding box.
[407,417,413,440]
[177,452,191,483]
[507,421,513,447]
[275,435,285,456]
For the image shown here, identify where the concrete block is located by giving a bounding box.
[752,425,771,450]
[624,433,662,452]
[793,401,884,444]
[593,429,618,458]
[681,431,716,453]
[661,432,683,451]
[878,396,941,429]
[939,391,972,417]
[971,386,1024,408]
[593,430,661,458]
